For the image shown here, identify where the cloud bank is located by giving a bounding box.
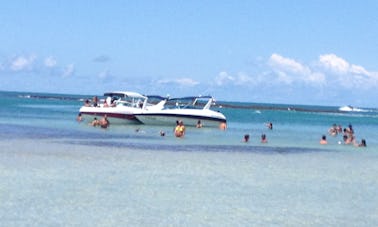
[214,53,377,90]
[10,55,36,71]
[0,52,377,106]
[157,77,199,86]
[0,54,75,78]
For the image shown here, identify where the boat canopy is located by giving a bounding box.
[103,91,147,99]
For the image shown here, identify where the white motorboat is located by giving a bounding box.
[135,96,227,127]
[339,105,366,112]
[79,91,165,124]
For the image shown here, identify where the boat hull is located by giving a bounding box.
[136,112,226,127]
[79,106,142,124]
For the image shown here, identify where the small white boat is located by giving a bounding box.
[79,91,165,124]
[339,105,366,112]
[136,96,227,127]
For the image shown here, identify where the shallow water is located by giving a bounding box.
[0,91,377,226]
[1,139,377,226]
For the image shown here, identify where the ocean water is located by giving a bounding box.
[0,91,377,226]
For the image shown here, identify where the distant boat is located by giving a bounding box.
[339,105,366,112]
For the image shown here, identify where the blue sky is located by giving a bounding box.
[1,1,377,107]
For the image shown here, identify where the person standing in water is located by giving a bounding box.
[175,120,185,138]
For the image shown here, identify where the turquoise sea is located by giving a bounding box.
[0,90,377,226]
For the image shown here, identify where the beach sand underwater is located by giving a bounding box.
[1,91,378,226]
[1,138,378,226]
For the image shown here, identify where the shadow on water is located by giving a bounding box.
[63,140,329,154]
[0,123,155,140]
[0,123,333,154]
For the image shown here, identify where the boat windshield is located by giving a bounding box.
[164,96,214,110]
[103,92,146,108]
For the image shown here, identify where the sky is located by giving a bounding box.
[0,1,377,107]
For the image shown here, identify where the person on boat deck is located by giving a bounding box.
[84,99,91,107]
[196,120,203,128]
[92,96,99,107]
[103,100,109,107]
[320,135,327,145]
[103,97,112,107]
[175,121,185,138]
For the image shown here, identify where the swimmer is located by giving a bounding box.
[261,134,268,143]
[320,135,327,145]
[243,134,250,143]
[355,139,367,147]
[90,117,100,127]
[76,113,83,122]
[196,120,203,128]
[219,122,227,130]
[99,115,110,128]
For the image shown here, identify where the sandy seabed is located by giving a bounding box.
[0,139,377,226]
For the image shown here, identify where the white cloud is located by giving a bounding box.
[44,56,57,68]
[268,53,325,85]
[235,72,255,85]
[215,71,269,87]
[350,64,370,75]
[214,71,235,86]
[269,53,310,75]
[319,54,350,74]
[318,53,378,88]
[10,55,36,71]
[157,77,199,86]
[62,64,75,77]
[319,54,372,76]
[176,78,199,86]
